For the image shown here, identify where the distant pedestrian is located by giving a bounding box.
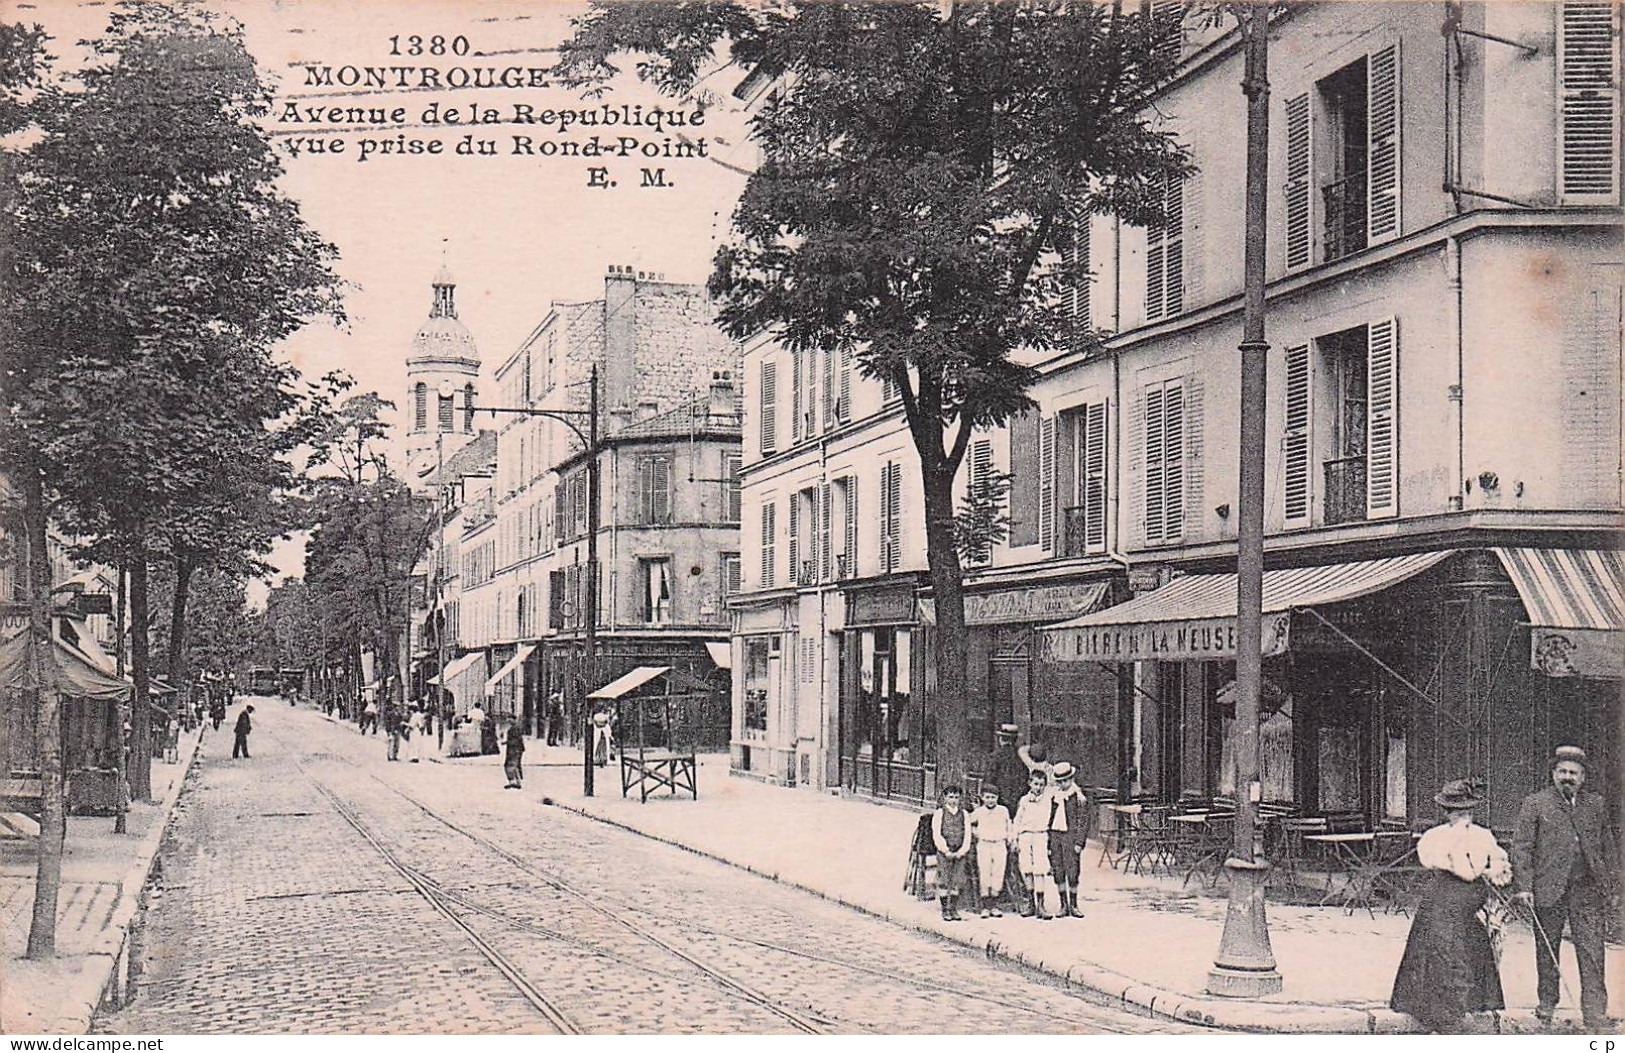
[592,709,614,767]
[209,695,225,732]
[361,699,379,735]
[406,705,427,763]
[384,701,402,762]
[931,785,971,921]
[1390,778,1510,1033]
[1013,768,1055,919]
[545,691,564,746]
[1046,761,1092,919]
[231,705,254,759]
[1512,745,1619,1031]
[503,723,526,789]
[971,787,1012,918]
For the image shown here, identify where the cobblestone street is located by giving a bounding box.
[94,704,1197,1035]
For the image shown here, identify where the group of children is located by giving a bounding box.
[927,747,1094,922]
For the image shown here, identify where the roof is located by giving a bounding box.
[614,392,743,441]
[410,314,479,361]
[428,431,497,488]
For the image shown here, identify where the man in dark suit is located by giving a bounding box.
[1512,745,1618,1030]
[231,705,254,759]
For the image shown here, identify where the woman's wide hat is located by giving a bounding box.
[1434,778,1483,810]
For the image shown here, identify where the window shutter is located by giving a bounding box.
[636,457,652,523]
[653,454,672,523]
[548,570,563,628]
[1144,385,1166,542]
[1284,92,1312,269]
[1560,1,1620,203]
[725,452,743,521]
[1038,416,1056,552]
[761,502,777,587]
[1083,402,1108,553]
[554,484,566,540]
[971,439,993,489]
[1008,411,1039,546]
[1283,343,1313,522]
[883,462,902,573]
[760,361,778,454]
[1163,382,1185,540]
[463,385,476,433]
[1145,239,1166,322]
[788,495,800,584]
[838,345,853,421]
[1365,318,1399,519]
[844,475,859,576]
[725,554,742,596]
[1062,223,1090,347]
[438,394,454,431]
[820,482,833,581]
[791,352,804,443]
[414,383,427,430]
[1163,176,1184,316]
[1366,42,1401,244]
[822,348,836,428]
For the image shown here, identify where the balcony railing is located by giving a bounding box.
[835,553,851,579]
[1060,506,1093,558]
[1323,456,1367,526]
[1322,171,1367,263]
[798,559,819,587]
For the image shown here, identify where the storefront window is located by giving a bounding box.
[743,636,772,737]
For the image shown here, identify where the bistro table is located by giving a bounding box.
[1099,804,1141,870]
[1304,832,1376,904]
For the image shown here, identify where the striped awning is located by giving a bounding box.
[483,644,535,697]
[1494,548,1624,678]
[1042,552,1451,662]
[427,652,482,688]
[589,665,670,700]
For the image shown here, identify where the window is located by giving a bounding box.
[819,482,833,581]
[1038,417,1056,552]
[635,452,674,524]
[760,361,778,454]
[742,637,772,735]
[1315,319,1398,524]
[721,553,742,602]
[791,350,804,443]
[793,486,819,585]
[1061,222,1091,347]
[1297,42,1401,266]
[463,384,476,433]
[838,475,859,578]
[1316,58,1369,262]
[1560,1,1620,203]
[760,502,777,588]
[724,452,743,522]
[413,383,427,431]
[964,439,995,566]
[438,393,454,431]
[1061,405,1108,556]
[821,349,836,429]
[1145,173,1184,321]
[879,461,903,573]
[1143,379,1185,544]
[837,345,853,422]
[640,558,673,624]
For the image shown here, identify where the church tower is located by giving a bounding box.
[404,265,482,489]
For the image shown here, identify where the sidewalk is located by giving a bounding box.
[496,747,1601,1035]
[0,722,205,1034]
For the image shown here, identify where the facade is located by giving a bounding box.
[476,267,744,744]
[404,266,483,491]
[735,2,1624,824]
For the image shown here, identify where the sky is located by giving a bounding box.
[18,0,755,604]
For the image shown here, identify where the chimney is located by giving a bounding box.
[636,398,660,422]
[708,370,736,420]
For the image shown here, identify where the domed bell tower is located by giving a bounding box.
[404,265,482,489]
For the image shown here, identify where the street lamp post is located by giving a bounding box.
[465,364,601,797]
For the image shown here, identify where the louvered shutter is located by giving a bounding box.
[884,462,902,573]
[1083,402,1108,553]
[788,496,800,584]
[1365,318,1399,519]
[760,361,778,454]
[791,353,804,443]
[653,455,672,523]
[806,488,819,584]
[553,484,566,540]
[1062,223,1090,348]
[1145,233,1166,322]
[838,345,853,421]
[822,348,836,428]
[1164,176,1185,315]
[1283,344,1313,522]
[820,482,833,581]
[1008,410,1040,546]
[969,439,994,565]
[844,475,859,577]
[726,555,743,595]
[760,502,777,587]
[1163,383,1185,540]
[1284,93,1312,269]
[1038,417,1057,552]
[725,452,743,521]
[1560,1,1620,203]
[1366,42,1401,244]
[1144,385,1166,542]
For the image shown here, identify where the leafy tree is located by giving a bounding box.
[954,469,1012,568]
[557,1,1189,782]
[5,0,341,813]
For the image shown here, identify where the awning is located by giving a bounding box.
[965,581,1110,626]
[483,644,535,697]
[427,652,482,687]
[1495,548,1624,678]
[0,633,132,702]
[149,677,178,695]
[704,641,731,670]
[589,665,670,700]
[1042,552,1451,662]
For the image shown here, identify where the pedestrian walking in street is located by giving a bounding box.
[384,701,402,762]
[592,708,615,767]
[1389,778,1511,1033]
[971,787,1012,918]
[406,705,426,763]
[209,694,225,732]
[1512,745,1619,1031]
[545,690,564,746]
[1046,762,1092,919]
[503,722,526,789]
[991,724,1026,815]
[231,705,254,759]
[1013,768,1055,919]
[931,785,972,921]
[361,698,379,735]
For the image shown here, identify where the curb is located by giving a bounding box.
[540,797,1600,1035]
[62,728,205,1033]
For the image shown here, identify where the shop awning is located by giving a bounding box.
[1495,548,1624,678]
[588,665,670,700]
[1042,552,1451,662]
[0,633,133,702]
[704,641,731,670]
[427,652,482,687]
[965,581,1111,626]
[483,644,535,697]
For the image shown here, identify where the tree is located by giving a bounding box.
[557,1,1189,782]
[954,469,1012,568]
[6,0,341,809]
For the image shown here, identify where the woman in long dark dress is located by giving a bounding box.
[1390,779,1512,1033]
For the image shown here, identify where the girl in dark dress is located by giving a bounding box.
[1390,778,1512,1033]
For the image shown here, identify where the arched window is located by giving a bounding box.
[438,392,454,431]
[413,383,427,431]
[464,383,476,433]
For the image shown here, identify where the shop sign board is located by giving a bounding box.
[1044,611,1291,662]
[846,586,917,627]
[964,582,1106,626]
[1531,626,1622,679]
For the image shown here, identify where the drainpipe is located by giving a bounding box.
[1447,235,1466,512]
